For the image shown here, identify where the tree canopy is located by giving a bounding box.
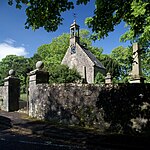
[0,31,149,85]
[36,29,97,69]
[7,0,89,31]
[85,0,150,46]
[36,29,123,83]
[49,65,81,83]
[0,55,31,92]
[7,0,149,46]
[110,46,133,82]
[110,46,150,83]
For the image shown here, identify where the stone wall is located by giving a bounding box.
[0,86,4,108]
[0,86,3,96]
[28,64,150,133]
[28,80,150,133]
[29,83,107,129]
[0,76,20,112]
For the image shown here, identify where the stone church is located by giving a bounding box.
[61,20,106,83]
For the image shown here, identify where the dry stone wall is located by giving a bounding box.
[28,66,150,133]
[29,81,150,133]
[29,83,107,130]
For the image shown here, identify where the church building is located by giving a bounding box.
[61,20,106,83]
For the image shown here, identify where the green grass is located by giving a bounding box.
[20,93,28,101]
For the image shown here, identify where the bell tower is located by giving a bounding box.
[70,20,80,46]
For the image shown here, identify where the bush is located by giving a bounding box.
[49,65,81,83]
[94,72,105,84]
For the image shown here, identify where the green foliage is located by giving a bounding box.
[8,0,74,31]
[7,0,90,31]
[120,0,150,46]
[141,47,150,82]
[7,0,149,48]
[49,65,81,83]
[110,46,132,82]
[85,0,150,47]
[94,72,105,84]
[29,53,43,70]
[100,54,121,81]
[37,33,69,71]
[20,93,27,101]
[110,46,150,83]
[79,29,92,47]
[0,55,31,93]
[89,47,103,60]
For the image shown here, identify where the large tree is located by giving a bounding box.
[37,33,69,70]
[7,0,89,31]
[110,46,150,83]
[110,46,133,82]
[7,0,149,46]
[100,54,121,82]
[0,55,31,92]
[49,65,81,83]
[86,0,150,46]
[36,29,99,70]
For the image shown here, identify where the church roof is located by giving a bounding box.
[80,45,106,70]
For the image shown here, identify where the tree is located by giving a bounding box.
[85,0,150,46]
[0,55,31,93]
[110,46,132,82]
[94,72,105,84]
[140,47,150,82]
[49,65,81,83]
[110,46,150,83]
[7,0,149,47]
[37,29,103,71]
[120,0,150,46]
[79,29,92,47]
[100,54,121,82]
[29,53,43,70]
[7,0,89,31]
[37,33,69,71]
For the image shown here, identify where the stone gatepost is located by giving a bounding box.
[130,43,145,83]
[28,61,49,117]
[2,69,20,112]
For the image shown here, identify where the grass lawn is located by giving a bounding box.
[20,93,28,101]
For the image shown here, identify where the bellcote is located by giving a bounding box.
[70,20,80,46]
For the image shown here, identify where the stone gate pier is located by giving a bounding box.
[0,69,20,112]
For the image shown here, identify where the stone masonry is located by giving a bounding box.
[61,20,106,83]
[0,70,20,112]
[28,64,150,132]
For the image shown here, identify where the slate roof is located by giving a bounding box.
[80,45,106,70]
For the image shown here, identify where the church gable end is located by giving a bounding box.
[61,20,106,83]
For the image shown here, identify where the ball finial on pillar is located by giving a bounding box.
[9,69,15,77]
[36,61,44,70]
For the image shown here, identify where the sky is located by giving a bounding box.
[0,0,130,60]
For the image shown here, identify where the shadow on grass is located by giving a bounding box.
[0,112,150,149]
[13,119,150,149]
